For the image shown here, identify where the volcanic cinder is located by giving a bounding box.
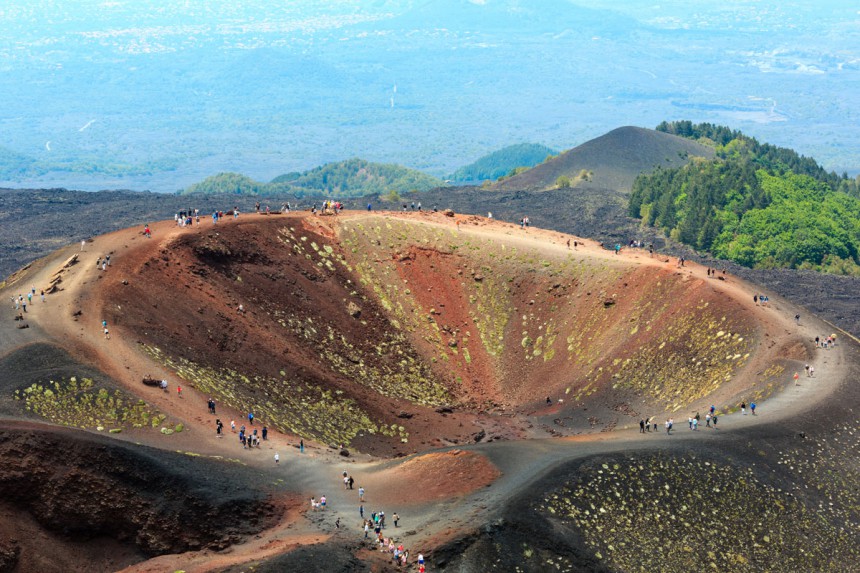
[0,210,856,572]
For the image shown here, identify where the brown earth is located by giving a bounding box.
[0,210,853,572]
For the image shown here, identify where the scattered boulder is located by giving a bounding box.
[339,448,350,457]
[444,209,455,217]
[435,406,454,414]
[347,301,361,318]
[397,411,414,419]
[0,539,20,573]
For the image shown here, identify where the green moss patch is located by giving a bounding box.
[15,377,168,431]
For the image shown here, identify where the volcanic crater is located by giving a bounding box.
[1,210,852,573]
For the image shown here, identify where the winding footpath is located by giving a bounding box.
[0,212,852,572]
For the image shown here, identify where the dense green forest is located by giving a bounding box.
[449,143,557,182]
[632,121,860,274]
[185,172,266,195]
[184,158,443,198]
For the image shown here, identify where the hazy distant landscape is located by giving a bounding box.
[1,0,857,191]
[5,4,860,572]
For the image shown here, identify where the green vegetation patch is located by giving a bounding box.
[449,142,557,182]
[14,377,168,431]
[185,158,443,198]
[143,345,408,446]
[632,121,860,274]
[541,451,858,572]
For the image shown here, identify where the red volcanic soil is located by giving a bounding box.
[100,215,493,455]
[371,449,501,505]
[1,210,843,573]
[21,212,804,454]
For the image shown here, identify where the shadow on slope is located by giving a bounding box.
[0,424,279,573]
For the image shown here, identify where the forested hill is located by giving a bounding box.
[449,143,557,182]
[656,121,858,194]
[184,159,443,198]
[631,121,860,274]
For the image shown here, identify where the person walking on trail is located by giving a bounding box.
[809,366,814,377]
[274,453,280,464]
[104,326,110,339]
[359,486,365,502]
[751,402,757,415]
[262,426,268,440]
[248,412,254,425]
[393,512,399,527]
[177,385,182,398]
[741,401,746,415]
[795,314,801,324]
[794,372,800,386]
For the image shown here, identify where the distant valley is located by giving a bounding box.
[0,1,857,191]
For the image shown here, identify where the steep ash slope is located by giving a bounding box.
[105,213,784,455]
[493,126,715,192]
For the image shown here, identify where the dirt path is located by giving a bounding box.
[0,211,852,571]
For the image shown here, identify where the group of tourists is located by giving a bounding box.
[322,200,343,214]
[638,401,763,435]
[359,500,413,567]
[174,209,199,227]
[11,287,45,313]
[815,334,837,348]
[237,424,267,448]
[684,407,719,430]
[95,254,110,272]
[753,294,770,306]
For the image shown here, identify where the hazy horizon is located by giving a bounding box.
[0,0,857,192]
